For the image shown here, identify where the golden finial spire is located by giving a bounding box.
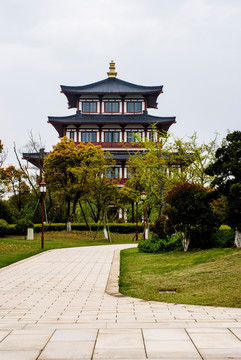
[107,60,117,78]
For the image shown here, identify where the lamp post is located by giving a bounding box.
[135,201,138,241]
[39,181,46,249]
[141,191,147,240]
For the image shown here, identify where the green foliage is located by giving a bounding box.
[226,183,241,231]
[15,218,34,235]
[44,137,115,223]
[0,199,12,223]
[206,131,241,238]
[206,131,241,192]
[165,182,218,251]
[0,219,8,237]
[28,223,143,234]
[138,232,182,253]
[211,228,235,248]
[152,216,174,238]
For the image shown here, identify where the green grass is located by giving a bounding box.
[0,231,135,269]
[119,247,241,308]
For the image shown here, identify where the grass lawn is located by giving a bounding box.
[119,247,241,308]
[0,231,135,269]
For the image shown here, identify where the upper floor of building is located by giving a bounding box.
[60,60,164,112]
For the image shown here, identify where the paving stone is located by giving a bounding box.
[199,347,241,359]
[50,329,97,341]
[145,340,202,359]
[0,334,50,350]
[230,327,241,340]
[143,328,189,341]
[189,332,241,348]
[39,340,95,359]
[0,350,41,360]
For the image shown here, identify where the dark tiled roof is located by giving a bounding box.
[48,112,176,125]
[61,77,163,94]
[60,77,163,109]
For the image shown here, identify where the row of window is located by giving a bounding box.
[68,131,146,143]
[82,101,142,113]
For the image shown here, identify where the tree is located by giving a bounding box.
[0,166,30,211]
[0,140,7,168]
[165,182,217,251]
[44,137,114,228]
[206,131,241,247]
[124,131,180,222]
[123,129,219,224]
[170,132,219,187]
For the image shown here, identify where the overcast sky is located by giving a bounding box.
[1,0,241,166]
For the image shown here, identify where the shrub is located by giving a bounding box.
[138,232,182,253]
[0,200,12,223]
[165,182,218,251]
[211,227,235,248]
[152,216,174,238]
[33,222,144,233]
[15,218,34,235]
[0,219,8,237]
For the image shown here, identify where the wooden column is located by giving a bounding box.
[121,96,125,114]
[99,96,102,114]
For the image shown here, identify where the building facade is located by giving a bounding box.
[23,61,176,184]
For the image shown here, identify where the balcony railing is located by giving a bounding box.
[81,141,142,148]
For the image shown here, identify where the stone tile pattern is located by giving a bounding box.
[0,244,240,359]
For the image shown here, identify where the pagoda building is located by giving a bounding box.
[48,61,175,183]
[23,61,176,184]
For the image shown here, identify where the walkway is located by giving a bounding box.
[0,244,240,359]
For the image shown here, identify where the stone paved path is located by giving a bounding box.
[0,244,240,359]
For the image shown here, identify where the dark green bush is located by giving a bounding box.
[3,222,144,235]
[15,219,34,235]
[0,219,8,237]
[152,216,174,238]
[33,222,144,233]
[211,228,235,248]
[138,232,182,253]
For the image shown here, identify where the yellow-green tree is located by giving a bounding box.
[44,137,115,227]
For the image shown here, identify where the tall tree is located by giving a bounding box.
[165,182,217,251]
[206,131,241,247]
[0,166,29,211]
[44,137,114,227]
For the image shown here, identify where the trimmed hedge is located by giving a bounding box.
[2,222,144,236]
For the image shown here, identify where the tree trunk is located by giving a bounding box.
[131,201,134,223]
[181,232,190,252]
[235,229,241,248]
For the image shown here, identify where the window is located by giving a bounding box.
[66,129,76,141]
[106,168,119,179]
[104,132,119,142]
[81,132,97,142]
[104,102,119,113]
[149,132,154,141]
[127,131,142,142]
[69,131,75,140]
[82,102,97,113]
[127,102,142,113]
